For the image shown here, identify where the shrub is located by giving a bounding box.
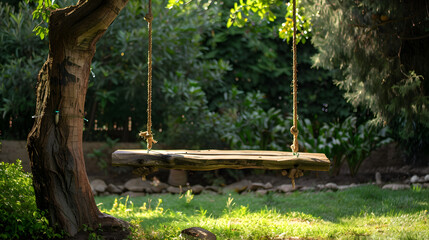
[0,160,61,239]
[299,116,393,176]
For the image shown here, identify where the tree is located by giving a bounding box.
[26,0,130,238]
[305,0,429,164]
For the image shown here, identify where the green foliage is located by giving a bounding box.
[86,137,120,174]
[0,160,61,239]
[299,116,392,176]
[278,0,312,43]
[217,87,291,150]
[305,0,429,163]
[24,0,60,39]
[85,0,231,147]
[0,2,48,139]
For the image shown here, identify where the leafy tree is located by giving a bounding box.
[0,3,48,139]
[305,0,429,164]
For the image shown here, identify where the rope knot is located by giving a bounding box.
[290,126,299,136]
[139,131,157,150]
[144,13,153,23]
[290,126,299,153]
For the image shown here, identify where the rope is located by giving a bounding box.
[140,0,157,151]
[290,0,299,154]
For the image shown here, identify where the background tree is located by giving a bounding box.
[305,0,429,165]
[25,0,130,237]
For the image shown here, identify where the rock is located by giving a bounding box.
[301,186,315,191]
[337,185,351,191]
[424,174,429,182]
[264,182,273,189]
[423,183,429,188]
[121,191,146,197]
[375,172,382,185]
[316,184,325,190]
[205,186,221,193]
[191,185,205,194]
[106,183,123,194]
[167,186,182,194]
[255,189,268,196]
[181,227,216,240]
[124,178,153,192]
[224,180,251,193]
[168,169,188,187]
[410,175,420,183]
[91,179,107,193]
[205,190,219,195]
[325,183,339,191]
[382,183,411,190]
[277,184,294,193]
[151,182,169,193]
[249,182,266,191]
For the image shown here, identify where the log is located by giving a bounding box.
[112,149,330,171]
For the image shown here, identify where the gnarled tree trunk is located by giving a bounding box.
[27,0,129,238]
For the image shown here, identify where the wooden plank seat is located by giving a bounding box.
[112,149,330,171]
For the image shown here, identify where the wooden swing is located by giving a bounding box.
[112,0,330,187]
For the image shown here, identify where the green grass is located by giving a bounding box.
[95,185,429,239]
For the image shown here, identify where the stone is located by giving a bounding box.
[106,183,123,194]
[424,174,429,182]
[181,227,216,240]
[168,169,188,187]
[337,185,351,191]
[255,189,268,196]
[224,180,251,193]
[382,183,410,190]
[167,186,182,194]
[91,179,107,193]
[410,175,420,184]
[277,184,294,193]
[325,183,339,191]
[205,186,221,193]
[151,182,169,193]
[316,184,325,190]
[423,183,429,188]
[249,182,266,191]
[375,172,382,185]
[264,182,273,189]
[124,178,153,192]
[121,191,146,197]
[301,186,315,191]
[191,185,205,194]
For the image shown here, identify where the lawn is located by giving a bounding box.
[95,185,429,239]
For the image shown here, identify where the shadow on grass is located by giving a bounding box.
[96,185,429,224]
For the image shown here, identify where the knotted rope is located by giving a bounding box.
[140,0,157,151]
[290,0,299,154]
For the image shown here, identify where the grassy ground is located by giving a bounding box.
[95,185,429,239]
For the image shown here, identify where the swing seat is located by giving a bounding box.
[112,149,330,171]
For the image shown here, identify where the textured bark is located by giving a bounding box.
[27,0,129,238]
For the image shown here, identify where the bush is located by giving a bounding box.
[299,116,393,176]
[0,160,61,239]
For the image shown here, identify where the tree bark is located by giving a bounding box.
[27,0,129,238]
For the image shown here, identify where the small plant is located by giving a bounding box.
[225,195,236,213]
[0,160,62,239]
[299,116,392,176]
[179,189,194,204]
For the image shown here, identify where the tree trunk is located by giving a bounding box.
[27,0,129,238]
